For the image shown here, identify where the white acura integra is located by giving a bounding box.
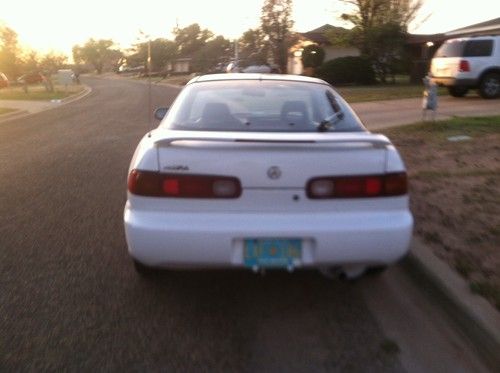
[124,74,413,278]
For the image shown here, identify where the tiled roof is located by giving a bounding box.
[447,17,500,35]
[300,24,350,45]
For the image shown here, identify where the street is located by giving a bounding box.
[0,77,490,371]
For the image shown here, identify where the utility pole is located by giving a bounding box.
[234,39,239,68]
[139,30,153,134]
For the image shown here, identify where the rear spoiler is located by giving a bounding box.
[154,131,391,148]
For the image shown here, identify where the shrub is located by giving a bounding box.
[316,56,376,85]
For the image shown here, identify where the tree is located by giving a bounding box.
[192,35,231,73]
[39,52,67,74]
[173,24,213,58]
[73,39,122,74]
[260,0,294,73]
[0,25,21,79]
[239,28,268,67]
[340,0,424,82]
[128,38,177,72]
[22,50,40,73]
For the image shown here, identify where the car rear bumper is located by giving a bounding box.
[431,77,477,87]
[124,203,413,269]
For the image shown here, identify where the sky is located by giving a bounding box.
[1,0,499,58]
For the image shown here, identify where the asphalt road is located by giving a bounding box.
[0,77,487,372]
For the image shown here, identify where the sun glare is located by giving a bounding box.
[1,0,499,59]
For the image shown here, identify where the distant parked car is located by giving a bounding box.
[242,65,272,73]
[0,72,9,88]
[118,65,145,74]
[17,72,46,85]
[431,35,500,99]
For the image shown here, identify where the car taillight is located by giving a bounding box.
[128,170,241,198]
[306,173,407,199]
[459,60,470,72]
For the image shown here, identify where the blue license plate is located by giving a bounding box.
[244,239,302,269]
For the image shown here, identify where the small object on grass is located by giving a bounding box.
[422,74,438,122]
[50,99,62,104]
[447,135,472,142]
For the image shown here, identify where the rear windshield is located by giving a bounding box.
[435,40,465,57]
[161,80,365,133]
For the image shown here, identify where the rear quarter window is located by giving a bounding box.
[463,40,493,57]
[435,40,464,57]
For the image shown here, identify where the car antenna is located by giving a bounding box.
[147,39,153,138]
[140,30,153,138]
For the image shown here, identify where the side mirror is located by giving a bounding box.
[154,107,169,120]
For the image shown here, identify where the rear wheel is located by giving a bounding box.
[479,73,500,99]
[365,265,388,276]
[447,86,469,97]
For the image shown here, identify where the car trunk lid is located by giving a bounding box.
[155,130,390,189]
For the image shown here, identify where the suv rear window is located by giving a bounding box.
[463,40,493,57]
[435,40,464,57]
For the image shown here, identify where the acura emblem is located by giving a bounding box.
[267,166,282,180]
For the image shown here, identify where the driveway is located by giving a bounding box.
[352,96,500,130]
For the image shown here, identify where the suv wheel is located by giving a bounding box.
[479,73,500,99]
[447,86,469,97]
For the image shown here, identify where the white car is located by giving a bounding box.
[124,74,413,278]
[431,36,500,99]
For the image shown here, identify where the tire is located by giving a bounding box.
[479,73,500,99]
[447,86,469,97]
[133,259,161,278]
[365,265,388,276]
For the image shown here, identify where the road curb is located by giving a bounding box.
[404,238,500,371]
[61,84,92,104]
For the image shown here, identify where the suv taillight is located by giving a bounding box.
[459,60,470,72]
[307,173,407,199]
[128,170,242,198]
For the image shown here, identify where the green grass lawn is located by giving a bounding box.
[384,115,500,137]
[336,84,450,103]
[383,115,500,310]
[158,76,450,102]
[0,84,84,101]
[0,107,17,115]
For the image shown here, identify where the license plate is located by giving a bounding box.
[244,239,302,269]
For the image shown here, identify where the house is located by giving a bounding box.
[446,17,500,37]
[288,24,360,75]
[167,57,192,74]
[291,18,500,79]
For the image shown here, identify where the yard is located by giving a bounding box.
[0,82,84,101]
[382,116,500,310]
[336,84,451,103]
[150,73,456,103]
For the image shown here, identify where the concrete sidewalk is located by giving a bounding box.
[353,95,500,130]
